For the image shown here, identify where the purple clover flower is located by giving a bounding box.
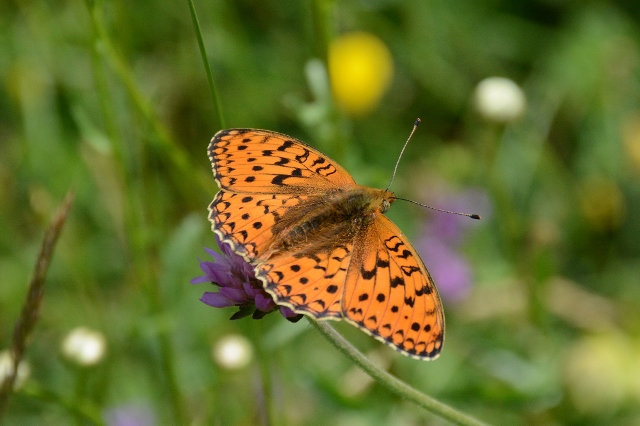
[191,237,303,322]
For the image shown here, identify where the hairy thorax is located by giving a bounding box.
[265,186,395,259]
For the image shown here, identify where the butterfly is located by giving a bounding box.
[208,128,444,360]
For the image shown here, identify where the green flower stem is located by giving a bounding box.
[73,368,89,426]
[186,0,226,129]
[253,321,276,426]
[307,319,488,426]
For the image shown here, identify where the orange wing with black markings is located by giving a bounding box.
[342,214,444,359]
[209,129,355,194]
[207,128,446,360]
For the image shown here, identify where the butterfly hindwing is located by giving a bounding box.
[342,214,444,360]
[255,241,354,319]
[209,129,356,194]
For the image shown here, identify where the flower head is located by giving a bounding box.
[105,404,156,426]
[416,187,490,303]
[61,327,107,366]
[191,237,303,322]
[329,32,394,116]
[213,334,253,370]
[0,349,30,390]
[474,77,526,122]
[418,238,472,303]
[423,188,490,246]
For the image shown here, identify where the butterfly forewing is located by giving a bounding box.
[209,129,356,194]
[209,191,310,262]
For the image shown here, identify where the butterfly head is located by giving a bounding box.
[380,189,396,214]
[380,196,391,213]
[355,187,396,216]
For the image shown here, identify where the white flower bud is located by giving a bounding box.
[0,350,30,390]
[61,327,107,366]
[213,335,253,370]
[474,77,526,122]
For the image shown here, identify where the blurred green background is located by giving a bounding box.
[2,0,640,425]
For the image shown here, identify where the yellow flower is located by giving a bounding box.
[328,32,394,116]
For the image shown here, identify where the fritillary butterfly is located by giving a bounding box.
[208,128,444,360]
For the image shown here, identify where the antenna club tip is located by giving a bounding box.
[470,214,481,220]
[414,118,421,126]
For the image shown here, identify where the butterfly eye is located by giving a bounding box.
[381,199,390,213]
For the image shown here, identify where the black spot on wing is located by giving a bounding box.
[390,276,404,287]
[415,285,433,296]
[361,265,376,280]
[376,257,389,268]
[271,175,290,185]
[401,266,420,276]
[398,249,412,259]
[311,299,326,309]
[311,157,325,166]
[316,163,336,176]
[385,236,403,252]
[295,148,310,163]
[278,140,295,151]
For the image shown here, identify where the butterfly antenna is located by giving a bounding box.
[385,118,421,192]
[393,197,481,220]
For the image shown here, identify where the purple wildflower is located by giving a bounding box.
[104,404,155,426]
[422,188,490,245]
[419,238,472,302]
[415,187,490,303]
[191,237,303,322]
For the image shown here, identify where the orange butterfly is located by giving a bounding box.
[208,128,444,360]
